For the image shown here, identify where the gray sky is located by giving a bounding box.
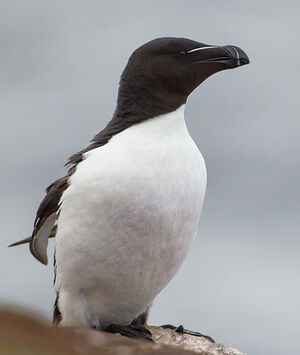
[1,1,299,354]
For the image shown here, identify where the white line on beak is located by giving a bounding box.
[187,46,219,53]
[232,46,241,66]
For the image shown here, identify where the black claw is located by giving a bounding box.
[104,323,153,342]
[160,324,215,343]
[161,324,177,330]
[176,325,184,333]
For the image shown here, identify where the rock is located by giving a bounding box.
[0,309,246,355]
[150,326,246,355]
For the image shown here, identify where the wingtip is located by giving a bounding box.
[29,236,49,265]
[37,255,48,266]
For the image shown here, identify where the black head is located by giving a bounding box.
[115,37,249,120]
[66,38,248,167]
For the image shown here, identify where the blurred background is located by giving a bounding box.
[1,1,299,354]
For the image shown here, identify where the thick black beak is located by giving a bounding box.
[188,44,250,69]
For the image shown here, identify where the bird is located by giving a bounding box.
[10,37,249,341]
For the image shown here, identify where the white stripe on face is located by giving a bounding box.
[187,46,219,53]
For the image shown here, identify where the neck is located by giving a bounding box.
[113,72,187,122]
[107,105,187,147]
[66,87,185,169]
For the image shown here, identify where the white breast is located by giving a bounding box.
[55,105,207,327]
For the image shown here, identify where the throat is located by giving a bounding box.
[113,104,188,142]
[114,80,187,122]
[66,99,186,169]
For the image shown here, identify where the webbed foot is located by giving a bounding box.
[104,323,153,341]
[160,324,215,343]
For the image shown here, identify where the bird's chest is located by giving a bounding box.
[116,143,205,230]
[63,140,206,292]
[120,146,206,271]
[69,129,206,260]
[65,110,206,251]
[56,108,206,296]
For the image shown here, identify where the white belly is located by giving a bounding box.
[55,105,206,327]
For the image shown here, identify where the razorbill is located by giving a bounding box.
[10,37,249,341]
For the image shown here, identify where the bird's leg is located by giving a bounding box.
[104,323,153,341]
[160,324,215,343]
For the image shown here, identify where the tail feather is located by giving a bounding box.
[8,237,31,247]
[8,228,56,248]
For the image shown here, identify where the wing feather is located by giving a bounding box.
[30,176,69,264]
[9,175,69,265]
[29,212,57,265]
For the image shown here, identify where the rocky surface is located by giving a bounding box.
[150,327,246,355]
[0,309,247,355]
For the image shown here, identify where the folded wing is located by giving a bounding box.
[9,176,69,265]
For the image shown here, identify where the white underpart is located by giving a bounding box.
[187,45,219,53]
[55,105,207,328]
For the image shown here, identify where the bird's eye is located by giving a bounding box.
[179,50,186,55]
